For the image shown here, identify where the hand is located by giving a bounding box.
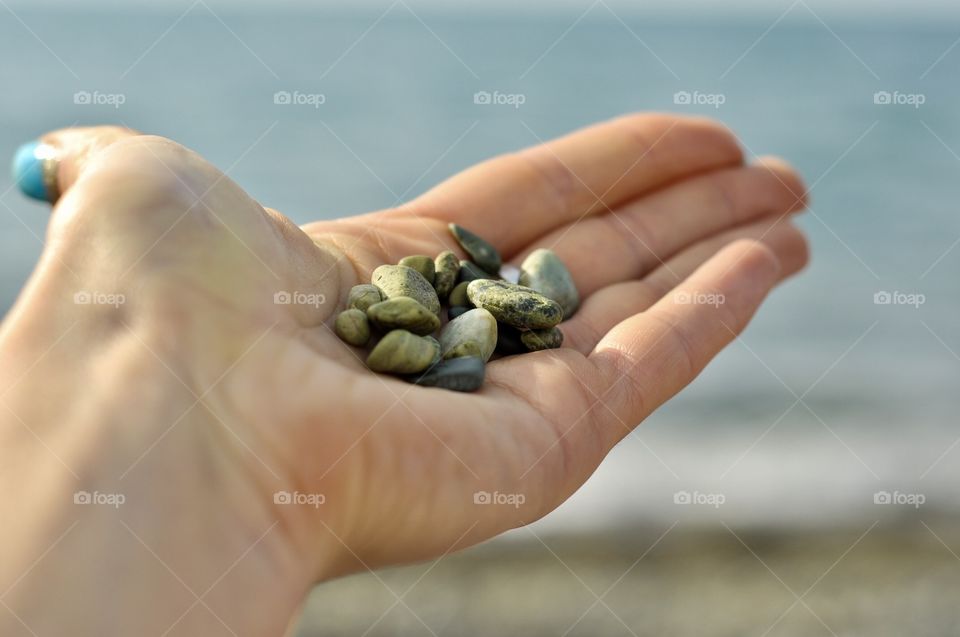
[0,115,807,635]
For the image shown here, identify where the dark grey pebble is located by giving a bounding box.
[449,223,502,274]
[407,356,485,392]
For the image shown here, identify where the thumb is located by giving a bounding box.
[11,126,140,203]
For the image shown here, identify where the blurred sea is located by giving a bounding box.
[1,4,958,531]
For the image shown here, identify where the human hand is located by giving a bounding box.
[0,115,807,635]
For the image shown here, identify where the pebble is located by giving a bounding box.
[448,281,471,307]
[366,297,440,336]
[371,265,441,315]
[519,249,580,317]
[458,260,493,284]
[334,309,370,347]
[366,329,439,374]
[433,251,459,299]
[449,223,502,274]
[466,279,563,329]
[521,326,564,351]
[439,307,497,362]
[398,255,435,285]
[495,323,527,356]
[407,356,485,392]
[347,284,382,312]
[447,305,470,320]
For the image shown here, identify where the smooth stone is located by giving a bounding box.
[448,281,471,307]
[433,251,459,299]
[495,323,527,356]
[371,265,441,316]
[334,309,370,347]
[347,284,382,312]
[466,280,563,329]
[521,326,564,351]
[407,356,485,392]
[458,260,493,284]
[398,255,435,285]
[366,329,439,374]
[447,305,470,320]
[444,341,482,360]
[367,297,440,336]
[518,249,580,317]
[439,308,497,362]
[425,336,442,366]
[449,223,501,274]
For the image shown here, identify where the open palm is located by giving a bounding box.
[2,114,807,603]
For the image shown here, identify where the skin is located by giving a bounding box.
[0,114,808,636]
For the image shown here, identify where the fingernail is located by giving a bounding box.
[12,141,59,202]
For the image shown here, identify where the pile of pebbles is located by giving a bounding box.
[334,223,579,392]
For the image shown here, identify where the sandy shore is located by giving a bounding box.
[295,516,960,636]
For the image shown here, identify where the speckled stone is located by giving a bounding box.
[520,326,564,351]
[433,251,459,299]
[398,255,435,286]
[367,297,440,336]
[347,284,382,312]
[519,249,580,317]
[366,329,439,374]
[334,309,370,347]
[466,280,563,329]
[449,223,502,274]
[439,308,497,362]
[371,265,441,315]
[448,281,471,308]
[407,356,485,392]
[458,260,493,284]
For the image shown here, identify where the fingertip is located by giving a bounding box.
[753,155,809,211]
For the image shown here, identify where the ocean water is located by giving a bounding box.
[1,5,958,528]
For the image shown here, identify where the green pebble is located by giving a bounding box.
[334,309,370,347]
[371,265,441,315]
[407,356,485,392]
[466,279,563,329]
[347,284,382,312]
[398,255,435,286]
[458,260,493,284]
[366,329,439,374]
[521,326,564,351]
[518,249,580,318]
[367,297,440,336]
[433,251,459,299]
[448,281,471,307]
[439,307,498,362]
[449,223,502,274]
[425,336,442,366]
